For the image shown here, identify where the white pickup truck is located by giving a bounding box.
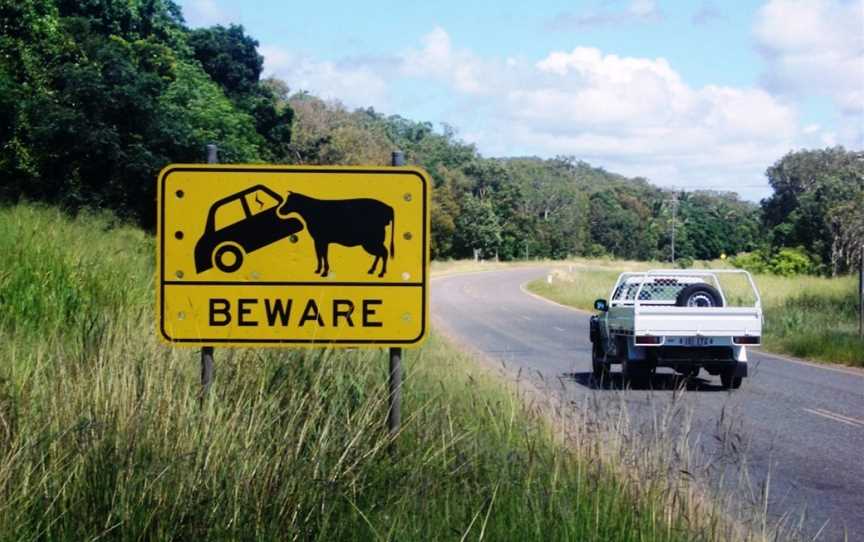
[589,270,762,389]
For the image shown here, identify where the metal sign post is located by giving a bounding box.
[388,151,405,436]
[201,144,218,400]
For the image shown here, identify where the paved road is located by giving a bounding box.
[432,267,864,541]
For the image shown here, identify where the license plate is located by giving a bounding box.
[679,336,713,346]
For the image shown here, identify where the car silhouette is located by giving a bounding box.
[194,185,304,274]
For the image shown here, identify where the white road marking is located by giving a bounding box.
[554,326,566,332]
[813,408,864,427]
[520,315,532,321]
[518,280,591,314]
[803,408,864,428]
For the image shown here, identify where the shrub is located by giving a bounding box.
[584,243,608,258]
[675,257,695,269]
[731,247,815,276]
[730,251,770,274]
[769,247,815,276]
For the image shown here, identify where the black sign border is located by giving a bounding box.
[158,165,428,346]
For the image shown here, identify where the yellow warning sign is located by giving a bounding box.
[157,165,430,347]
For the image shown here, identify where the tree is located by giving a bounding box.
[453,194,502,259]
[154,61,263,164]
[589,188,660,260]
[55,0,187,48]
[21,24,178,220]
[761,147,864,273]
[187,25,294,162]
[429,167,462,259]
[188,24,262,97]
[0,1,267,227]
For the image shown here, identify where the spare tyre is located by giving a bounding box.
[676,283,723,307]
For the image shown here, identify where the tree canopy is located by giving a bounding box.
[1,0,858,274]
[761,147,863,274]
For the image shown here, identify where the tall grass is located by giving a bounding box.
[0,205,151,335]
[0,204,703,540]
[528,259,863,367]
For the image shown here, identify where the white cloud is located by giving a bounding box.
[692,1,725,25]
[628,0,662,18]
[261,27,847,200]
[182,0,239,27]
[496,46,802,198]
[545,0,663,30]
[401,27,490,95]
[260,46,391,111]
[754,0,864,141]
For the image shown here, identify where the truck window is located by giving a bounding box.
[647,284,683,300]
[214,199,246,230]
[245,190,279,215]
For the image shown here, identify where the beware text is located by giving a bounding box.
[208,298,383,328]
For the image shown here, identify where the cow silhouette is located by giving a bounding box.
[277,192,395,278]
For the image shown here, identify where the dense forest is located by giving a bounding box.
[1,0,862,273]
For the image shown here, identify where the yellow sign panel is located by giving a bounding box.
[157,165,430,347]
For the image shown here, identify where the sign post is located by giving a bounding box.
[859,245,863,339]
[388,151,405,436]
[201,144,218,400]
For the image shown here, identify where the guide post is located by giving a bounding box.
[859,246,863,339]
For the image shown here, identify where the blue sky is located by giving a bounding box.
[178,0,864,201]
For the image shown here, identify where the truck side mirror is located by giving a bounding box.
[594,299,608,312]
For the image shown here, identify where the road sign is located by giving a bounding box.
[157,165,430,347]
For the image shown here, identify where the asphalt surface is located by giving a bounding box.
[432,267,864,541]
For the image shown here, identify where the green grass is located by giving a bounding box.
[0,204,706,541]
[527,260,864,367]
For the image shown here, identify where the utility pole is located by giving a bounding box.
[669,193,678,265]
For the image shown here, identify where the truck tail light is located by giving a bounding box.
[733,336,760,345]
[635,335,663,345]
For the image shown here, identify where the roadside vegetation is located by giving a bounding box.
[0,203,734,541]
[526,259,864,368]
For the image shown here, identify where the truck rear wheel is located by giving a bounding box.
[622,358,652,389]
[592,341,608,381]
[720,372,742,389]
